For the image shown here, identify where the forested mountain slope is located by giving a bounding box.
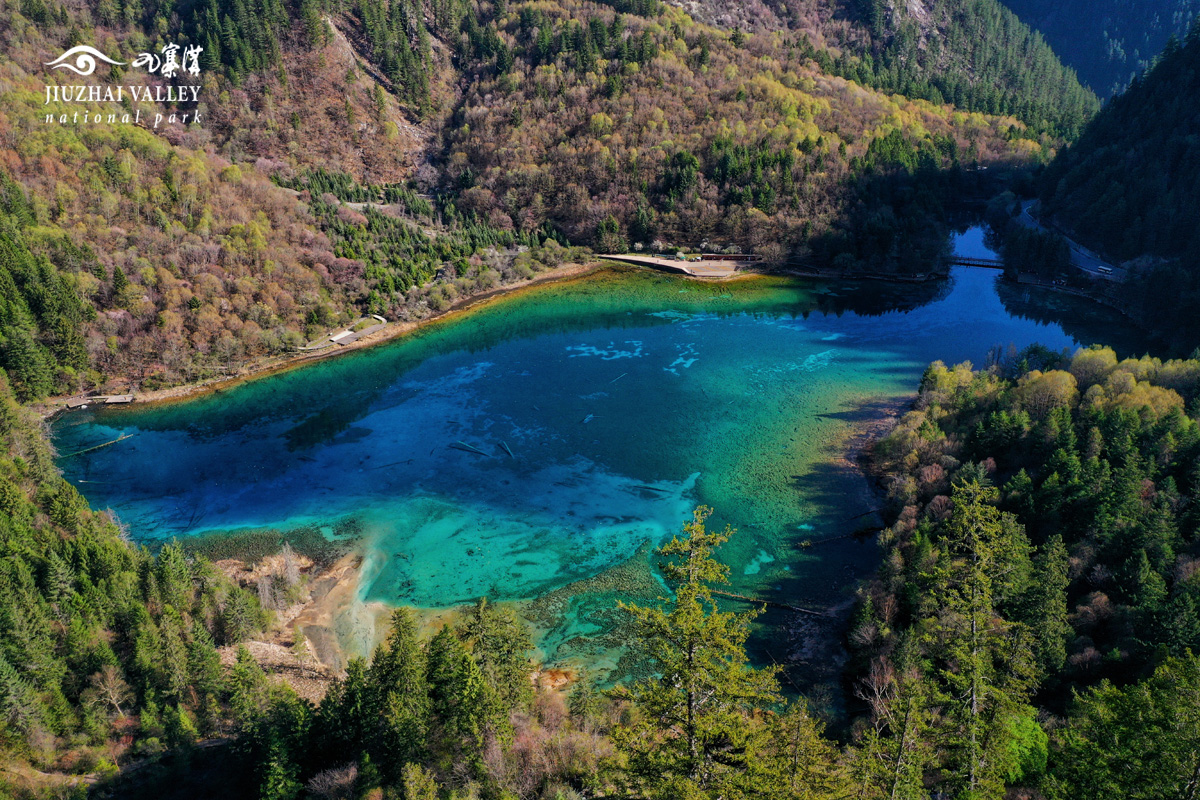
[0,0,1060,399]
[859,349,1200,800]
[1037,22,1200,350]
[0,372,276,797]
[0,0,571,396]
[999,0,1200,95]
[435,1,1036,266]
[829,0,1098,138]
[666,0,1100,138]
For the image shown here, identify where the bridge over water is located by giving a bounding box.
[947,256,1004,269]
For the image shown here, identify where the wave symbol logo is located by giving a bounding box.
[45,46,126,76]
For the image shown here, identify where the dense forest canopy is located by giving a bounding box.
[998,0,1200,95]
[858,347,1200,799]
[660,0,1100,137]
[0,373,276,794]
[1035,20,1200,351]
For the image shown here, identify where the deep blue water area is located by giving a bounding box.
[53,231,1153,677]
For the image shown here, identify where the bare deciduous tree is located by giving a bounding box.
[85,665,132,718]
[256,575,277,611]
[306,763,357,800]
[281,542,300,586]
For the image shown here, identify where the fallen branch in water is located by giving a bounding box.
[60,434,135,458]
[710,589,833,618]
[798,529,881,548]
[842,507,882,522]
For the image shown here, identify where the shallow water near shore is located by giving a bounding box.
[53,231,1153,681]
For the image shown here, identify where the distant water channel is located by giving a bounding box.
[53,229,1154,683]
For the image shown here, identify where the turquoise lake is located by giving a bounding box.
[52,230,1153,679]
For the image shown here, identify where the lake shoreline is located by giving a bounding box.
[36,259,965,418]
[51,255,1096,420]
[39,259,781,418]
[56,244,1132,689]
[37,260,606,416]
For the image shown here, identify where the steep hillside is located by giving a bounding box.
[0,56,360,396]
[0,0,574,396]
[999,0,1200,96]
[433,1,1041,267]
[664,0,1101,138]
[0,372,276,797]
[849,0,1099,137]
[0,0,1058,401]
[1037,22,1200,350]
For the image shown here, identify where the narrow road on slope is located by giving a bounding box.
[1017,200,1126,281]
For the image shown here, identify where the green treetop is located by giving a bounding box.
[614,507,788,799]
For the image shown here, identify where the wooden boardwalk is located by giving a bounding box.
[600,254,749,278]
[63,395,134,409]
[300,315,388,351]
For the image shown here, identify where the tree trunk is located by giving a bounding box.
[888,702,913,800]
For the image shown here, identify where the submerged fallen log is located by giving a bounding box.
[798,529,881,548]
[371,458,414,470]
[60,434,134,458]
[710,589,833,618]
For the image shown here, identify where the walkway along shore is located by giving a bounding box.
[38,260,607,416]
[39,254,789,416]
[38,251,1137,419]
